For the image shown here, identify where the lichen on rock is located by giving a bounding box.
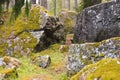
[74,1,120,43]
[67,37,120,77]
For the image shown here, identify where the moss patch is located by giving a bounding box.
[0,5,48,57]
[59,9,77,34]
[0,68,18,79]
[71,58,120,80]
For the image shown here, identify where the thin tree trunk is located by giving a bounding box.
[54,0,56,16]
[31,0,36,4]
[74,0,78,7]
[68,0,70,10]
[62,0,65,8]
[41,0,47,9]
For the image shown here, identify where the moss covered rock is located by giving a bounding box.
[71,58,120,80]
[0,5,49,57]
[67,37,120,77]
[0,56,20,80]
[13,5,48,35]
[0,68,18,79]
[0,56,21,71]
[59,45,69,53]
[59,9,77,34]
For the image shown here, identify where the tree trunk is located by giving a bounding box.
[68,0,70,10]
[31,0,36,4]
[62,0,65,8]
[41,0,47,9]
[74,0,78,7]
[54,0,56,16]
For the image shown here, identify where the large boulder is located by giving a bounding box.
[35,16,65,52]
[74,1,120,43]
[67,37,120,77]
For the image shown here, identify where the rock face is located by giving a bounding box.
[35,16,65,52]
[67,37,120,76]
[74,1,120,43]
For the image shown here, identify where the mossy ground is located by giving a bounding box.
[0,5,68,80]
[0,44,68,80]
[71,58,120,80]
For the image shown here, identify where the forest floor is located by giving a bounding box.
[16,44,68,80]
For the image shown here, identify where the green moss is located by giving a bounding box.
[59,9,77,34]
[12,32,37,57]
[59,45,69,53]
[0,43,8,56]
[93,42,100,47]
[19,32,37,50]
[14,44,67,80]
[0,68,18,79]
[0,6,48,57]
[71,58,120,80]
[13,5,48,35]
[99,53,105,57]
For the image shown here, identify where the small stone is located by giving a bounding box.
[3,56,21,69]
[35,55,51,68]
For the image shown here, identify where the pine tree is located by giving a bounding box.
[0,0,30,20]
[75,0,102,13]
